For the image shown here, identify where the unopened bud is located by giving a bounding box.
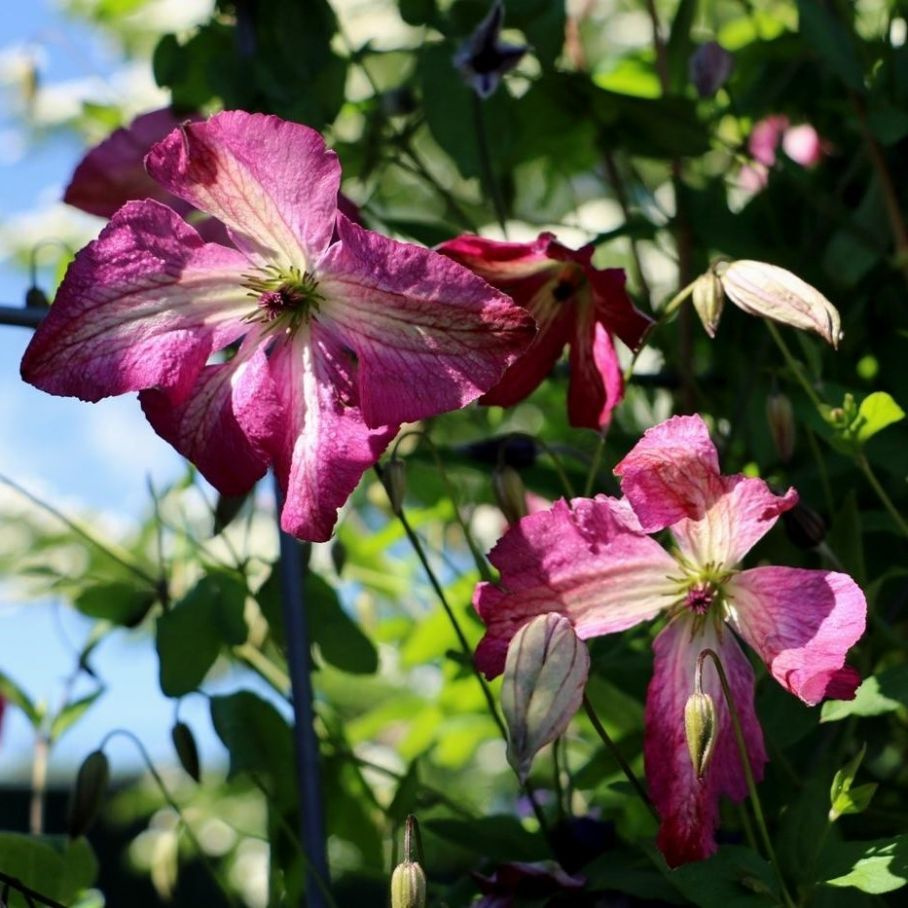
[171,721,201,783]
[502,614,590,782]
[684,691,717,780]
[782,501,827,549]
[719,260,842,348]
[391,861,427,908]
[691,271,725,338]
[68,749,110,838]
[25,286,49,309]
[689,41,734,98]
[766,391,796,462]
[492,465,528,525]
[382,459,407,514]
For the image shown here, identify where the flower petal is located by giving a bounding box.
[21,200,251,403]
[671,475,798,569]
[437,233,556,284]
[614,414,720,533]
[316,215,535,427]
[646,617,766,867]
[140,335,282,495]
[720,260,842,348]
[567,317,624,430]
[268,323,398,542]
[146,111,341,269]
[725,567,867,705]
[473,496,677,678]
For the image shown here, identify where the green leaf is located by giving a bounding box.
[668,845,779,906]
[210,691,295,805]
[797,0,864,91]
[831,783,878,820]
[821,664,908,721]
[309,574,378,674]
[853,391,905,444]
[820,835,908,894]
[0,670,40,726]
[75,580,154,627]
[425,816,548,862]
[830,743,866,806]
[387,760,421,826]
[50,691,104,743]
[0,834,97,907]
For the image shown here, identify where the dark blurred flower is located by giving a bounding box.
[689,41,733,98]
[454,0,528,99]
[474,862,585,908]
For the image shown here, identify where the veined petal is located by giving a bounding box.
[140,333,282,495]
[437,233,556,285]
[646,617,766,867]
[671,475,798,569]
[316,215,535,428]
[268,323,398,542]
[146,111,341,269]
[614,414,721,533]
[21,200,251,403]
[567,317,624,430]
[473,496,677,678]
[725,567,867,705]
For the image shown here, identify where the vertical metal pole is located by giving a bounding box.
[273,475,330,907]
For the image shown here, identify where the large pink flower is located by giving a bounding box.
[438,234,652,430]
[22,111,535,541]
[473,414,866,866]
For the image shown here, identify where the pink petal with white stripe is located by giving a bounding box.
[267,324,398,542]
[21,200,250,404]
[645,617,766,867]
[474,496,677,678]
[725,567,866,705]
[568,317,624,430]
[670,475,797,569]
[614,414,722,533]
[315,215,535,428]
[140,336,282,495]
[146,111,341,269]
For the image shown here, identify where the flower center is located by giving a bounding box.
[551,265,586,304]
[242,265,322,332]
[684,582,717,616]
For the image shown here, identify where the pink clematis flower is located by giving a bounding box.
[473,414,866,866]
[22,111,535,541]
[438,233,652,430]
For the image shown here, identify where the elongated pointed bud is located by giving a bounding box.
[691,271,725,338]
[684,692,717,780]
[382,458,407,514]
[25,286,49,309]
[391,816,426,908]
[718,260,842,347]
[492,465,528,525]
[171,721,201,783]
[68,749,110,838]
[766,391,796,462]
[502,614,590,783]
[689,41,734,98]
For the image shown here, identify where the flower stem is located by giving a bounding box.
[697,650,796,908]
[856,453,908,539]
[471,93,508,235]
[582,694,658,820]
[765,321,825,410]
[583,432,607,498]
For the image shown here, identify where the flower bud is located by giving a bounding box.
[68,749,110,838]
[25,286,49,309]
[502,614,590,782]
[766,391,796,462]
[689,41,734,98]
[684,691,717,780]
[382,459,407,514]
[718,260,842,348]
[492,465,528,525]
[691,271,725,338]
[171,721,201,783]
[391,861,427,908]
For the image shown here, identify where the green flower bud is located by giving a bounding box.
[684,691,717,780]
[391,861,427,908]
[691,271,725,338]
[171,721,201,783]
[492,465,528,525]
[25,286,49,309]
[68,749,110,838]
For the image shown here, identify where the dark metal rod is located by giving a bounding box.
[273,475,330,907]
[0,306,46,329]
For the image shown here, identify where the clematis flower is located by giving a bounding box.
[22,111,535,541]
[438,233,652,430]
[740,115,826,192]
[473,414,866,865]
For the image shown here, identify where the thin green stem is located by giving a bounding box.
[697,650,796,908]
[102,729,241,908]
[234,643,291,698]
[856,454,908,539]
[583,432,607,498]
[471,93,508,235]
[805,426,835,518]
[765,322,824,410]
[0,872,66,908]
[0,472,158,589]
[552,736,567,820]
[535,438,577,499]
[582,695,658,820]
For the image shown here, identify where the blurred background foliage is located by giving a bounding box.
[3,0,908,905]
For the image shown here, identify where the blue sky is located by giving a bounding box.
[0,1,255,780]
